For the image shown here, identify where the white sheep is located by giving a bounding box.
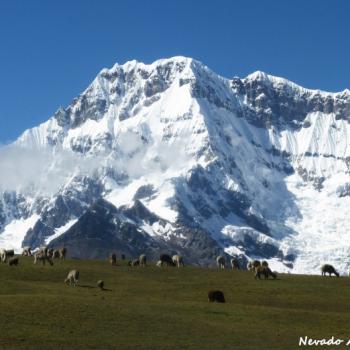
[172,255,184,268]
[139,254,147,267]
[21,247,32,257]
[64,270,79,287]
[0,249,6,263]
[59,247,67,260]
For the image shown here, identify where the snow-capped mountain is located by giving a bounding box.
[1,56,350,273]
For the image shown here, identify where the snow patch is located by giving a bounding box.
[0,215,39,252]
[45,219,79,245]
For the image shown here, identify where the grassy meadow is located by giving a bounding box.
[1,257,350,350]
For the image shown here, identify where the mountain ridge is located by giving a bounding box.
[1,56,349,274]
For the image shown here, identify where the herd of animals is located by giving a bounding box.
[0,247,342,303]
[0,246,66,266]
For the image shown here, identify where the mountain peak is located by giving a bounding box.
[3,57,350,275]
[100,56,195,76]
[245,70,270,81]
[244,70,302,91]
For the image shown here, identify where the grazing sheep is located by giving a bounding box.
[33,251,41,265]
[261,260,269,268]
[208,290,225,303]
[52,250,60,259]
[110,253,117,266]
[64,270,79,286]
[172,255,184,268]
[59,247,67,260]
[41,247,48,256]
[47,248,54,258]
[247,260,261,271]
[5,250,14,261]
[254,266,264,279]
[8,257,19,266]
[0,249,6,262]
[254,266,277,280]
[156,260,162,267]
[216,255,225,269]
[159,254,176,267]
[21,247,32,257]
[139,254,147,267]
[321,264,339,277]
[33,249,53,266]
[131,259,140,267]
[230,258,240,270]
[1,249,14,263]
[97,280,104,290]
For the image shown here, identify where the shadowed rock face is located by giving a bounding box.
[0,192,30,231]
[49,199,238,266]
[336,183,350,197]
[22,177,103,248]
[231,75,350,130]
[50,199,162,260]
[54,59,188,130]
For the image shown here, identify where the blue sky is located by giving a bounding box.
[0,0,349,143]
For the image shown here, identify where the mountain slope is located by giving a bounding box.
[1,56,349,273]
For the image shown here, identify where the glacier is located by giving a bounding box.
[1,56,350,274]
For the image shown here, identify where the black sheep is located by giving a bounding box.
[208,290,225,303]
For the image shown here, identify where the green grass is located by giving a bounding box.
[1,258,350,350]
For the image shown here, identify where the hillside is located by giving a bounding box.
[1,258,350,350]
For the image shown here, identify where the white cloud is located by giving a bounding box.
[0,145,95,195]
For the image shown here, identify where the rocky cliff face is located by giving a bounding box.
[1,56,349,273]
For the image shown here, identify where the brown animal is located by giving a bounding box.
[6,249,15,258]
[52,250,60,259]
[59,247,67,260]
[110,253,117,266]
[254,266,277,280]
[216,255,226,269]
[261,260,269,268]
[247,260,261,271]
[40,247,48,256]
[208,290,225,303]
[47,248,54,258]
[33,249,53,266]
[8,257,19,266]
[139,254,147,267]
[321,264,339,277]
[230,258,240,270]
[21,247,32,257]
[159,254,176,267]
